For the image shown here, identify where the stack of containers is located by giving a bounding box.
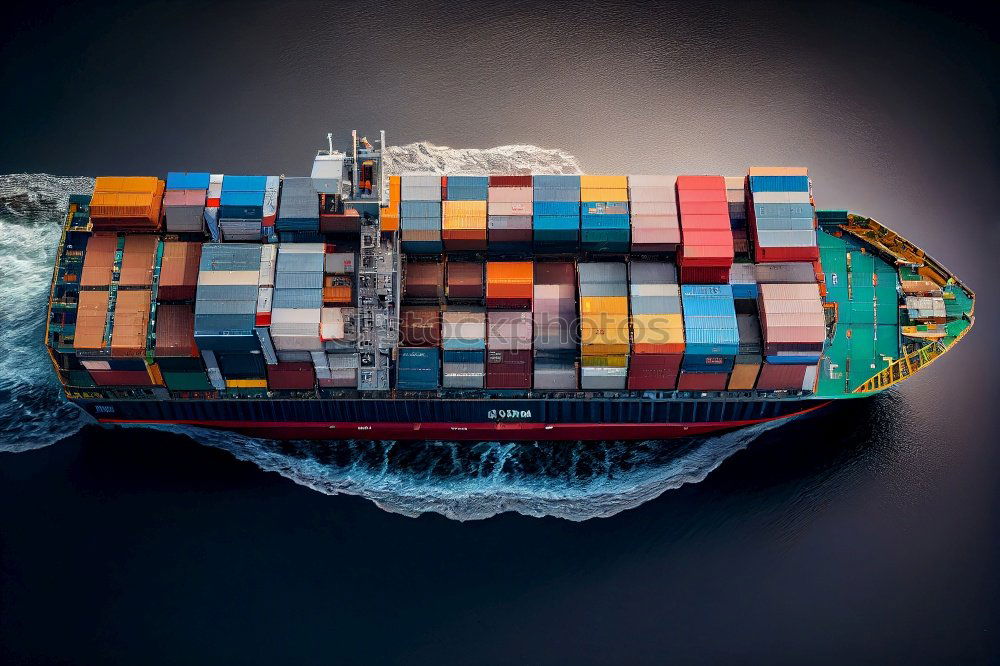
[628,175,680,252]
[270,244,324,383]
[532,175,580,252]
[628,261,685,390]
[756,283,825,390]
[488,175,533,251]
[483,261,533,388]
[441,308,487,388]
[579,262,630,389]
[255,244,277,365]
[164,172,209,232]
[204,174,223,241]
[442,176,488,250]
[400,306,441,347]
[400,174,442,253]
[157,241,201,302]
[219,175,267,241]
[322,245,359,387]
[261,176,280,242]
[747,167,819,263]
[397,347,440,390]
[445,261,484,302]
[728,312,763,390]
[155,304,211,391]
[487,310,532,389]
[194,244,263,390]
[380,175,401,232]
[678,285,739,390]
[725,176,748,255]
[676,176,734,283]
[276,177,320,233]
[533,262,578,389]
[89,177,164,231]
[727,263,758,300]
[580,176,630,252]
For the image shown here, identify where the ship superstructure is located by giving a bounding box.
[43,132,975,440]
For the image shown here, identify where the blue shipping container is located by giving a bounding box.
[222,175,268,192]
[166,172,211,190]
[443,350,485,364]
[682,355,736,373]
[533,175,581,188]
[534,201,579,216]
[749,175,809,193]
[401,201,442,217]
[397,348,440,390]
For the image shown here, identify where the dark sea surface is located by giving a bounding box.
[1,1,998,663]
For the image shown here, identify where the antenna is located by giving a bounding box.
[327,132,333,154]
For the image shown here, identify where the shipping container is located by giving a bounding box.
[486,261,533,309]
[755,362,811,391]
[677,371,729,391]
[266,361,316,390]
[486,349,532,389]
[404,261,445,301]
[401,174,443,201]
[73,289,111,350]
[488,175,532,188]
[400,307,441,347]
[118,234,158,287]
[446,261,484,301]
[441,309,487,350]
[154,304,199,358]
[727,359,761,390]
[111,289,152,357]
[487,310,533,350]
[627,353,682,390]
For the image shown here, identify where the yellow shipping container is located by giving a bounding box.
[581,354,628,368]
[580,175,629,189]
[442,201,487,229]
[580,296,628,315]
[225,379,268,389]
[580,188,629,202]
[581,313,630,354]
[631,314,685,343]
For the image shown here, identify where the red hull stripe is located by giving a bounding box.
[97,401,831,441]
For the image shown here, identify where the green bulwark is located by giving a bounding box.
[816,228,901,396]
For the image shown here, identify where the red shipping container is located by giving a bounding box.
[88,369,156,387]
[446,261,485,300]
[486,349,532,389]
[534,261,575,285]
[266,362,316,390]
[680,266,730,284]
[754,244,821,263]
[676,371,729,391]
[488,175,532,188]
[627,354,682,390]
[441,176,448,200]
[678,200,729,215]
[676,175,725,190]
[755,363,810,390]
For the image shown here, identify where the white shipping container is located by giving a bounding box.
[198,270,261,286]
[487,186,533,203]
[324,252,355,274]
[751,191,811,204]
[279,242,325,254]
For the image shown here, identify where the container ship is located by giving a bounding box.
[44,131,975,440]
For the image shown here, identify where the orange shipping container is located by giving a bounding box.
[158,242,201,301]
[111,290,151,357]
[381,175,401,232]
[73,290,111,350]
[728,362,761,390]
[118,234,158,287]
[90,177,164,228]
[323,276,353,305]
[748,166,808,177]
[486,261,533,306]
[80,233,118,288]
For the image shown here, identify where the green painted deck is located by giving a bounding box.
[816,229,902,397]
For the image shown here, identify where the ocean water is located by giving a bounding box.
[1,1,997,663]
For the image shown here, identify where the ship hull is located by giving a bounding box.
[76,396,832,441]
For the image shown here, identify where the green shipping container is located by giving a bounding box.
[162,371,213,391]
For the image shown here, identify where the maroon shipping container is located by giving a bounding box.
[754,363,810,391]
[266,362,316,390]
[441,176,448,200]
[446,261,485,300]
[754,244,821,263]
[488,228,532,246]
[157,241,201,301]
[400,307,441,347]
[403,261,444,301]
[154,304,198,358]
[676,371,729,391]
[534,261,575,285]
[88,369,156,387]
[627,354,682,390]
[486,349,532,389]
[679,266,730,284]
[488,175,532,188]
